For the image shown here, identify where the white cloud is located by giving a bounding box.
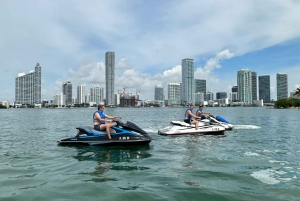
[1,1,300,102]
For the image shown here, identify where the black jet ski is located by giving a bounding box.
[58,119,152,146]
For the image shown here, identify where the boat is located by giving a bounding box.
[158,120,225,136]
[58,119,152,146]
[199,115,233,130]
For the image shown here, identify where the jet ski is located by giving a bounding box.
[199,115,233,130]
[158,120,225,136]
[58,118,152,146]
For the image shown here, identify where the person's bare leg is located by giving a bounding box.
[106,125,112,139]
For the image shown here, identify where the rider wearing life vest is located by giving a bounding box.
[184,105,199,130]
[93,104,119,139]
[196,105,210,119]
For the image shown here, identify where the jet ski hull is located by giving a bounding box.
[58,121,151,146]
[158,121,225,136]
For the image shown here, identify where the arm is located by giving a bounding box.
[105,114,118,119]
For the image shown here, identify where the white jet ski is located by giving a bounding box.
[199,115,233,130]
[158,120,225,136]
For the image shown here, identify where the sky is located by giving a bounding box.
[1,0,300,103]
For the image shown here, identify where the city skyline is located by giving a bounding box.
[1,1,300,103]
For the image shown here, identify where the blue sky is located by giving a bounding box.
[1,0,300,103]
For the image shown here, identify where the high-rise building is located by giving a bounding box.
[77,85,86,104]
[62,81,72,106]
[206,91,214,101]
[155,85,164,101]
[182,58,194,106]
[168,82,181,106]
[216,92,227,99]
[231,86,238,102]
[237,69,252,103]
[232,86,238,93]
[105,51,115,106]
[194,92,205,105]
[90,85,104,104]
[195,79,206,100]
[277,73,288,100]
[53,93,65,106]
[258,75,270,102]
[251,71,257,102]
[15,63,42,105]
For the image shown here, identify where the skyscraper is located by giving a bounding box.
[15,63,42,105]
[182,58,194,106]
[90,85,104,104]
[206,91,214,101]
[216,92,227,99]
[105,51,115,106]
[195,79,206,101]
[168,82,181,106]
[154,85,164,101]
[251,71,257,102]
[277,73,288,100]
[237,69,252,104]
[62,81,72,106]
[258,75,270,102]
[77,85,86,104]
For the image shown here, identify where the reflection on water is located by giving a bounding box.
[71,145,152,183]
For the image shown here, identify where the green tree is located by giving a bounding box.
[294,87,300,97]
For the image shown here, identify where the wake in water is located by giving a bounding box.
[233,125,261,129]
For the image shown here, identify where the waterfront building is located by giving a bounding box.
[258,75,271,103]
[15,63,41,105]
[231,86,238,102]
[62,81,72,106]
[195,79,206,101]
[53,93,65,107]
[206,91,214,101]
[216,92,227,99]
[168,82,181,106]
[1,101,10,108]
[155,85,164,101]
[237,69,252,104]
[194,92,205,105]
[90,85,104,104]
[277,73,288,100]
[251,71,258,102]
[232,86,238,93]
[182,58,194,106]
[85,94,91,104]
[77,85,86,104]
[231,92,238,102]
[105,51,115,107]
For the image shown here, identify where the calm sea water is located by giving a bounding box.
[0,107,299,201]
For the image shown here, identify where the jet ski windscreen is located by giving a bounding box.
[123,121,148,135]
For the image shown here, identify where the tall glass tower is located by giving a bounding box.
[277,73,288,100]
[154,85,164,101]
[182,58,194,106]
[105,52,115,106]
[258,75,270,102]
[251,71,257,102]
[15,63,42,105]
[62,81,72,106]
[237,69,252,104]
[168,82,181,106]
[195,79,206,101]
[90,85,104,104]
[77,85,86,104]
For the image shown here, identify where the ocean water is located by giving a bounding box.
[0,107,299,201]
